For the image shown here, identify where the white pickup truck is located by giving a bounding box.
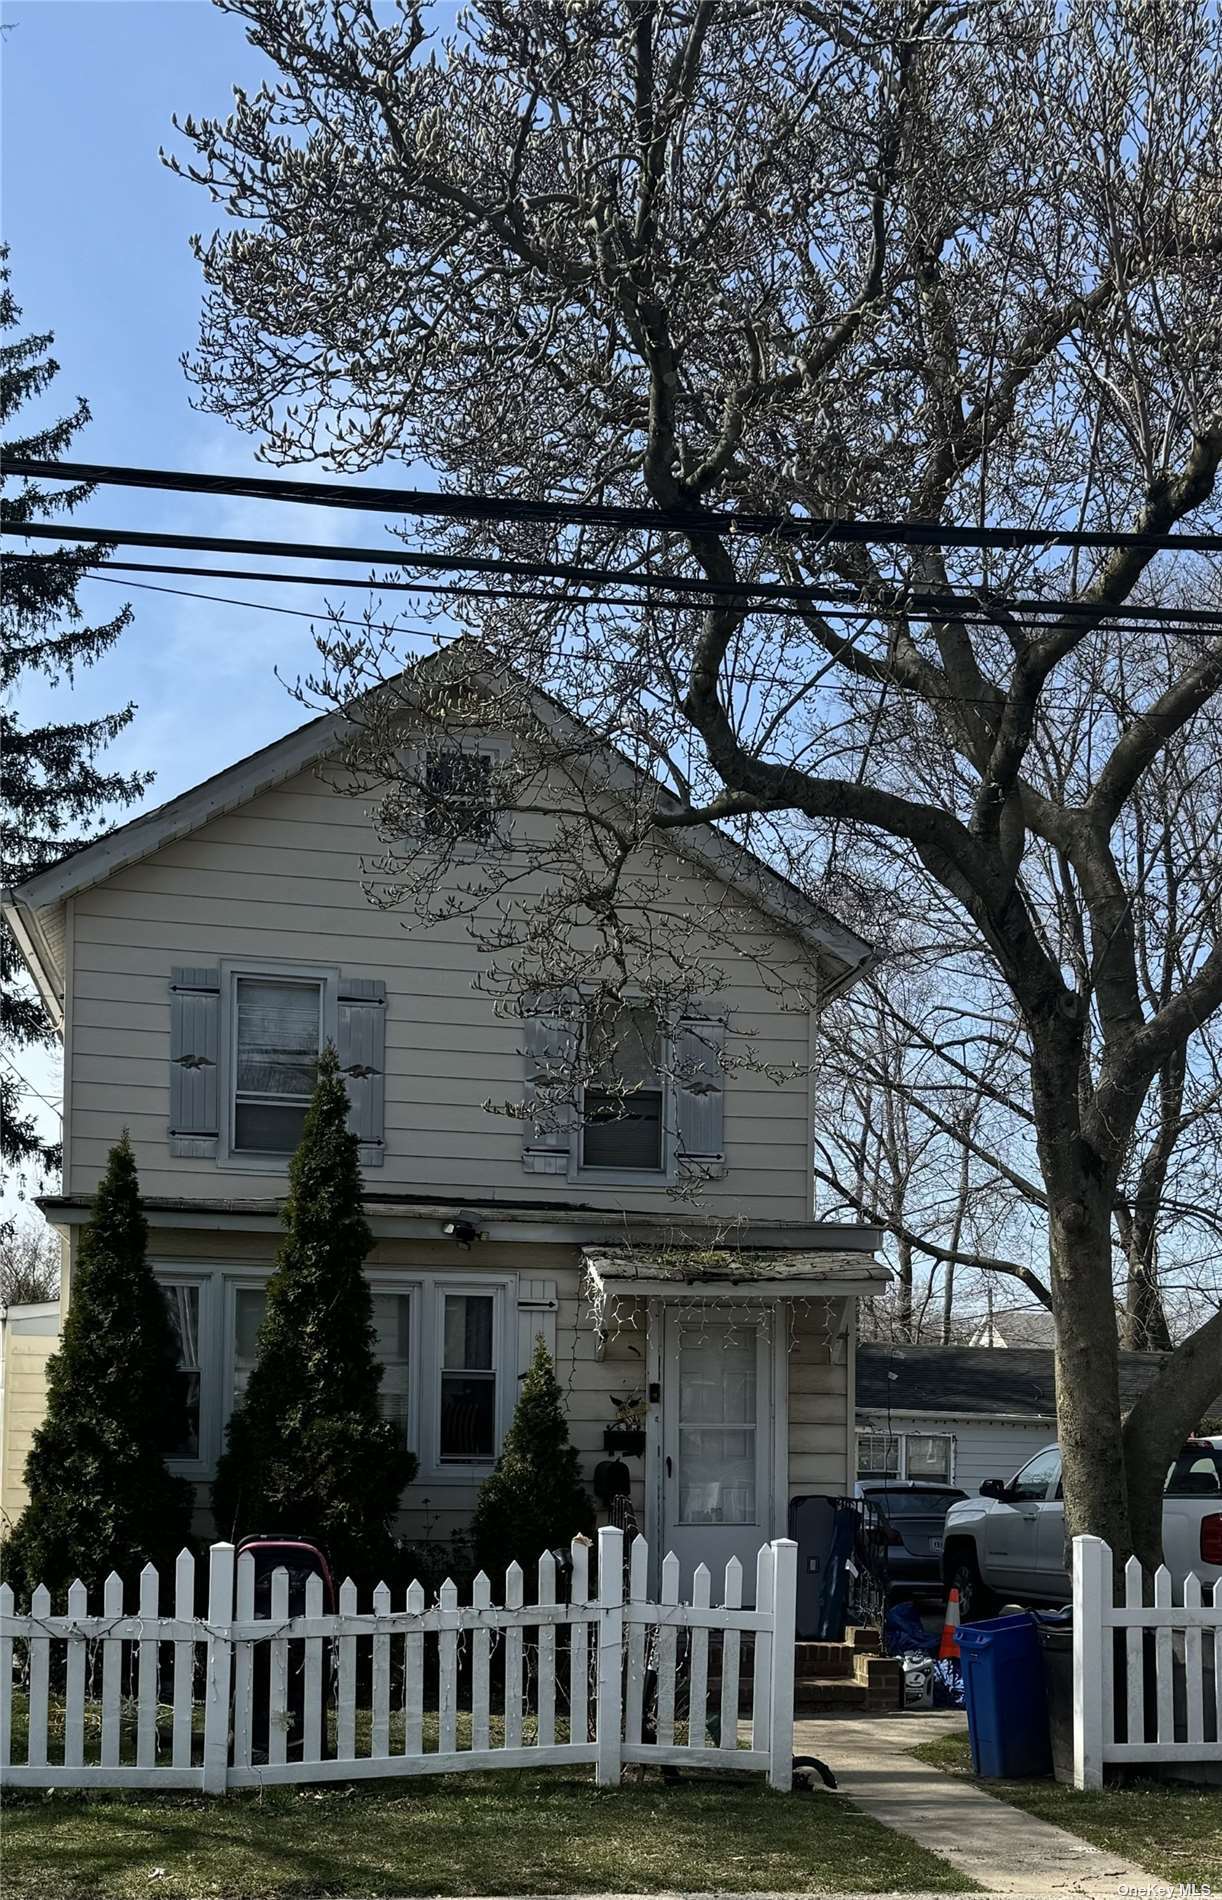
[941,1437,1222,1618]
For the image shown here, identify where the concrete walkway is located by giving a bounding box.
[794,1710,1155,1898]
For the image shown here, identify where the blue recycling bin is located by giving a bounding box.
[957,1612,1053,1779]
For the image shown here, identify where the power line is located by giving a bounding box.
[8,455,1222,554]
[13,518,1222,633]
[83,558,1222,644]
[83,571,1196,711]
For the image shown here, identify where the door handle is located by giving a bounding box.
[665,1456,673,1478]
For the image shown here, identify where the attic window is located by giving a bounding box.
[422,746,498,845]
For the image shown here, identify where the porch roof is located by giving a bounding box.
[582,1245,888,1300]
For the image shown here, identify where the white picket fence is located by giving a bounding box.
[1074,1535,1222,1788]
[0,1527,796,1793]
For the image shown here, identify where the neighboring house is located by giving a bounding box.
[0,1302,60,1527]
[1,662,886,1591]
[855,1344,1180,1494]
[967,1304,1056,1349]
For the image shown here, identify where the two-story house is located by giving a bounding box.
[2,663,886,1592]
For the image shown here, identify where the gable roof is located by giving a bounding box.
[3,649,875,1017]
[967,1305,1057,1349]
[855,1344,1215,1420]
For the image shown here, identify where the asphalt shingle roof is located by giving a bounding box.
[855,1344,1201,1418]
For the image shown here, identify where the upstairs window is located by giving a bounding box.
[232,976,323,1154]
[422,745,498,845]
[581,1004,666,1172]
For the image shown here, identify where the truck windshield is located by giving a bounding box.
[1165,1446,1222,1495]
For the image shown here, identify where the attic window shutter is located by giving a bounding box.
[337,976,387,1167]
[521,990,578,1175]
[673,1008,726,1165]
[169,967,221,1158]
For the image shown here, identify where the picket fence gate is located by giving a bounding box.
[1074,1535,1222,1788]
[0,1526,797,1793]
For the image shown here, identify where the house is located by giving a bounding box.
[966,1304,1056,1349]
[855,1343,1183,1493]
[1,660,887,1593]
[0,1302,59,1529]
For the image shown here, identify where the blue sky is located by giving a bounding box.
[1,1,447,1191]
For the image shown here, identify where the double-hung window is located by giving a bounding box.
[581,1003,667,1173]
[439,1292,498,1461]
[232,975,324,1155]
[856,1430,900,1480]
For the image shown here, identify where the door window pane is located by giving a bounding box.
[163,1283,202,1459]
[906,1434,953,1482]
[372,1292,412,1439]
[676,1328,757,1525]
[233,977,322,1153]
[582,1004,664,1170]
[440,1293,496,1460]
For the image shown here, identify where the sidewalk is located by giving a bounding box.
[794,1710,1155,1898]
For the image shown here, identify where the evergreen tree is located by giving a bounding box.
[1,246,150,1188]
[213,1047,418,1580]
[0,1135,193,1602]
[471,1338,594,1582]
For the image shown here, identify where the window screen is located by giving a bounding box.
[233,977,322,1153]
[232,1286,268,1407]
[163,1283,202,1459]
[439,1293,497,1460]
[582,1004,664,1171]
[371,1291,412,1440]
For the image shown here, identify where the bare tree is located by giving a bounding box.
[0,1215,60,1307]
[171,0,1222,1565]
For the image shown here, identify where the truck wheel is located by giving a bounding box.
[946,1548,995,1623]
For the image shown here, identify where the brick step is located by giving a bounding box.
[794,1675,869,1711]
[794,1642,854,1678]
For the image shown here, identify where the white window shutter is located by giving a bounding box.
[673,1010,727,1164]
[521,992,578,1174]
[517,1277,559,1376]
[337,976,387,1167]
[169,967,221,1158]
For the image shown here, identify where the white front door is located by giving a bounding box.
[662,1308,774,1600]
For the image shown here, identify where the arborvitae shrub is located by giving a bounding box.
[212,1047,417,1583]
[0,1134,193,1602]
[471,1337,594,1582]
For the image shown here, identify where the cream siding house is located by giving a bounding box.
[3,677,885,1593]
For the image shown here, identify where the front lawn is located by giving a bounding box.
[1,1768,976,1899]
[911,1731,1222,1888]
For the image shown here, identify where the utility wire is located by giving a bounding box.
[81,560,1222,645]
[8,455,1222,554]
[13,519,1222,633]
[83,572,1198,709]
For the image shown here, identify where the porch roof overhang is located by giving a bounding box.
[582,1246,889,1302]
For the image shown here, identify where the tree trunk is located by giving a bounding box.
[1124,1245,1174,1352]
[1123,1305,1222,1570]
[895,1233,914,1340]
[1049,1182,1133,1559]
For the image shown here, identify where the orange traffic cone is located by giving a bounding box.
[937,1586,961,1661]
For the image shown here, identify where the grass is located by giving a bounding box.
[911,1730,1222,1889]
[0,1769,977,1900]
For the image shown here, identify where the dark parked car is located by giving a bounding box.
[859,1481,968,1595]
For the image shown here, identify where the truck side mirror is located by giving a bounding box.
[980,1478,1007,1499]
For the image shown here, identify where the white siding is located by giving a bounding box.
[856,1409,1055,1494]
[67,769,818,1220]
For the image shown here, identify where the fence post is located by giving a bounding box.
[1073,1534,1107,1791]
[595,1525,624,1787]
[767,1538,797,1791]
[202,1541,235,1794]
